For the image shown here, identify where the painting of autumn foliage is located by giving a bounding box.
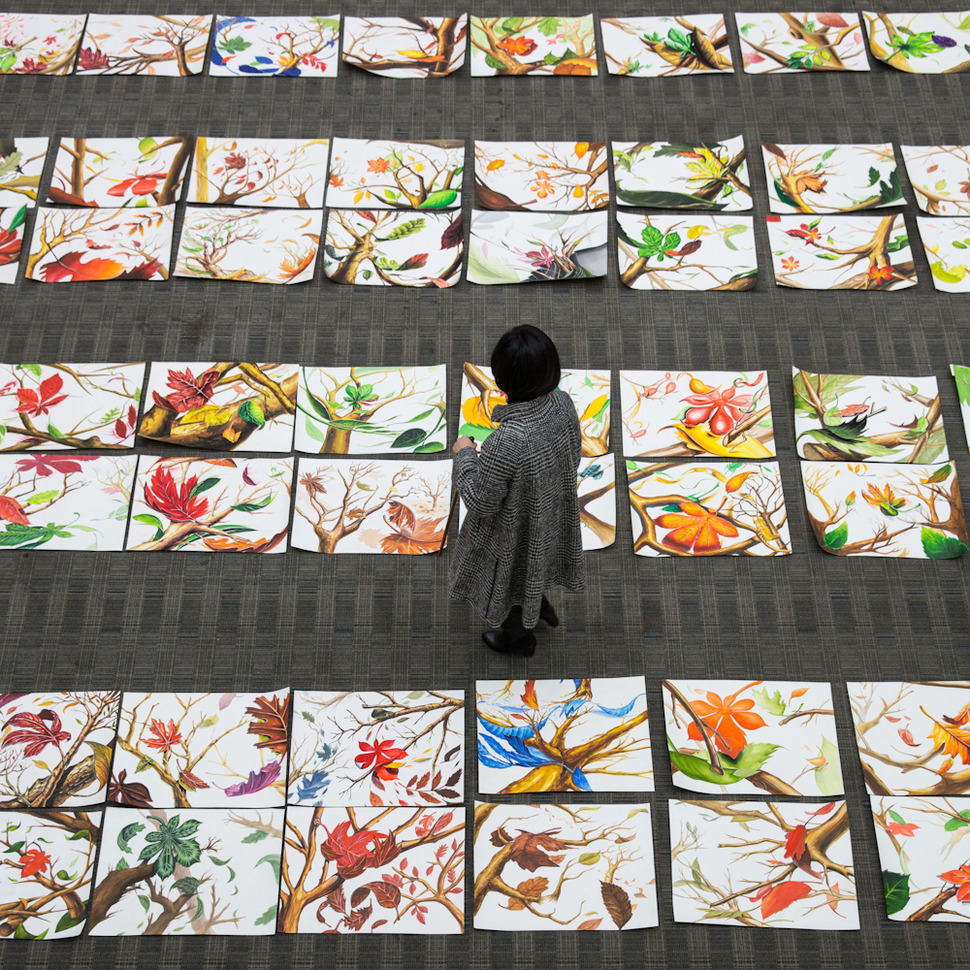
[75,15,212,76]
[469,16,598,75]
[341,15,467,78]
[0,15,85,75]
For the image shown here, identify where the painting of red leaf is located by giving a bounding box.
[469,16,598,76]
[0,205,28,285]
[75,15,212,76]
[341,15,467,78]
[209,15,339,77]
[0,15,86,75]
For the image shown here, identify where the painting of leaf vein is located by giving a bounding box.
[209,15,339,76]
[0,14,85,75]
[473,802,658,930]
[767,214,916,289]
[341,15,468,78]
[89,807,283,935]
[477,677,651,793]
[470,16,598,75]
[296,365,446,454]
[918,218,970,291]
[288,689,464,806]
[627,460,792,557]
[901,145,970,214]
[291,457,450,554]
[863,12,970,73]
[280,806,465,933]
[670,799,859,929]
[735,13,868,72]
[663,680,842,797]
[75,15,212,75]
[600,15,734,76]
[0,205,28,285]
[762,142,903,214]
[0,137,49,205]
[475,141,608,211]
[0,810,102,939]
[612,137,750,211]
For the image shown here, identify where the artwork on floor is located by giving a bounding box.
[611,137,750,210]
[577,454,616,549]
[0,691,119,806]
[801,461,967,558]
[291,457,450,554]
[296,365,446,455]
[627,460,792,557]
[620,370,774,459]
[0,361,144,451]
[617,213,757,290]
[139,362,296,452]
[189,138,329,208]
[0,453,136,550]
[901,145,970,215]
[848,681,970,794]
[793,368,947,462]
[75,14,212,75]
[326,139,463,210]
[669,799,859,929]
[279,806,465,933]
[209,15,340,76]
[467,210,607,284]
[762,142,903,214]
[126,456,293,553]
[469,15,598,75]
[0,809,101,939]
[0,14,86,75]
[951,365,970,445]
[0,137,49,205]
[766,214,916,290]
[863,12,970,72]
[735,12,869,72]
[476,677,651,793]
[917,217,970,291]
[0,205,26,284]
[109,689,290,807]
[474,141,609,211]
[323,210,462,287]
[473,802,658,930]
[175,208,322,284]
[662,679,842,797]
[288,689,464,806]
[600,15,734,76]
[341,15,467,77]
[89,807,283,935]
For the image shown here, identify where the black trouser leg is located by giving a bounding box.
[501,605,532,644]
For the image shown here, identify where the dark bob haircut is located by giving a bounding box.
[490,325,561,403]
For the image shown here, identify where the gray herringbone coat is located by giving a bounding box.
[449,389,587,628]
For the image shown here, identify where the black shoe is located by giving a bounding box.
[482,630,537,657]
[539,598,560,628]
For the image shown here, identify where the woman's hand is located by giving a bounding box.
[452,435,476,454]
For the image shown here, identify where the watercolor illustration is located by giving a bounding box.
[600,15,733,76]
[863,12,970,72]
[0,205,25,284]
[341,15,467,77]
[75,14,211,75]
[901,145,970,215]
[209,15,339,76]
[735,12,868,72]
[0,15,86,75]
[951,365,970,446]
[0,137,49,205]
[576,454,616,549]
[469,16,598,75]
[917,218,970,291]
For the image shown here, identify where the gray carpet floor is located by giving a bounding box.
[0,0,969,966]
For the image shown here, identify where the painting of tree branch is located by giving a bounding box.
[952,365,970,446]
[139,362,296,452]
[474,802,657,930]
[901,145,970,214]
[0,15,86,75]
[296,366,446,455]
[762,142,903,214]
[618,214,757,291]
[793,368,948,462]
[0,137,49,205]
[288,689,464,807]
[470,16,598,75]
[323,210,462,287]
[326,139,463,210]
[848,681,970,794]
[209,16,339,76]
[801,461,968,558]
[0,454,136,551]
[601,15,734,75]
[627,460,792,557]
[477,677,651,793]
[126,457,292,553]
[577,455,616,549]
[89,807,283,935]
[863,12,970,72]
[0,809,101,939]
[735,13,868,72]
[175,208,321,284]
[75,15,212,75]
[474,141,608,211]
[341,15,467,77]
[612,137,750,210]
[0,692,119,807]
[767,214,916,289]
[0,205,26,285]
[620,370,774,459]
[292,457,450,554]
[670,799,859,929]
[918,217,970,290]
[468,210,607,284]
[279,806,465,933]
[663,680,842,797]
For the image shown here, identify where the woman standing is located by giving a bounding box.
[449,325,587,656]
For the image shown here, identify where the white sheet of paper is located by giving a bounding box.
[0,15,85,75]
[918,217,970,291]
[209,15,339,76]
[601,15,734,76]
[902,145,970,214]
[341,15,467,77]
[735,12,868,72]
[469,16,598,76]
[76,15,212,75]
[0,137,49,205]
[863,11,970,72]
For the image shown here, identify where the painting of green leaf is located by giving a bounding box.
[0,15,85,75]
[469,16,598,75]
[341,15,467,78]
[951,365,970,449]
[600,15,733,76]
[0,137,49,205]
[209,15,339,77]
[901,145,970,214]
[918,218,970,291]
[863,11,970,72]
[735,12,868,72]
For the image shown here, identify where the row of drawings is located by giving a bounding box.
[3,12,970,78]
